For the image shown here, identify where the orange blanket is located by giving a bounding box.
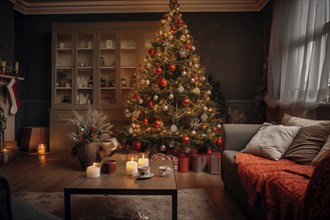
[236,153,315,220]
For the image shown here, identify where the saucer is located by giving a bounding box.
[135,172,154,179]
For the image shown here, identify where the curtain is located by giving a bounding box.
[265,0,330,110]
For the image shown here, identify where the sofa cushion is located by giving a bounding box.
[311,134,330,165]
[281,113,330,127]
[304,152,330,220]
[241,123,301,161]
[222,150,240,183]
[284,123,330,165]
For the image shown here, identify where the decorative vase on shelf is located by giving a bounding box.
[73,142,101,170]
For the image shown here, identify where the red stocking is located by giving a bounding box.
[7,78,19,114]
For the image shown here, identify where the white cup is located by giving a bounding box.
[138,166,151,177]
[159,166,172,177]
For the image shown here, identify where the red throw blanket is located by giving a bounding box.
[236,153,315,220]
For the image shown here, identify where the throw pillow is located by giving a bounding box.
[281,113,330,127]
[241,123,301,161]
[284,123,330,165]
[311,134,330,165]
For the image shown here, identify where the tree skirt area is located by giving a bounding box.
[15,188,223,220]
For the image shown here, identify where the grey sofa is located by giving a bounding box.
[221,124,267,220]
[0,171,61,220]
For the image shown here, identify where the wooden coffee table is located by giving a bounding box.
[64,160,178,220]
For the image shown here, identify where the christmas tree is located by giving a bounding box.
[120,0,223,153]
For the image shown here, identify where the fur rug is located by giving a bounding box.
[15,188,222,220]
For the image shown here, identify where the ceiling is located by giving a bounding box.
[9,0,269,15]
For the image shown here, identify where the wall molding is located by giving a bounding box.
[10,0,269,15]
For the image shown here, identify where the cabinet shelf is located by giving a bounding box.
[57,48,72,51]
[77,87,93,89]
[101,48,116,50]
[51,21,159,151]
[100,87,116,90]
[56,87,72,89]
[100,66,116,69]
[56,66,72,69]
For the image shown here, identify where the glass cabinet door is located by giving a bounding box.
[99,32,118,105]
[76,33,94,105]
[120,31,138,106]
[55,34,73,105]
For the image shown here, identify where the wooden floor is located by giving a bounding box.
[0,151,247,220]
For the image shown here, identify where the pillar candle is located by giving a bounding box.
[138,154,149,167]
[86,165,100,178]
[126,158,138,175]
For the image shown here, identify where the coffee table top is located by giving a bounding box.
[65,160,177,191]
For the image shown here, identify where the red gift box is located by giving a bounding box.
[207,152,221,175]
[179,156,189,173]
[192,154,207,173]
[151,153,179,170]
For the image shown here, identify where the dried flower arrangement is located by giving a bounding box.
[67,105,114,144]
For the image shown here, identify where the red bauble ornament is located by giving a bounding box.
[177,18,184,26]
[154,119,161,128]
[133,93,141,100]
[169,64,176,72]
[171,26,177,32]
[79,135,83,140]
[148,100,153,108]
[182,97,190,107]
[149,48,156,56]
[164,14,168,20]
[155,67,162,75]
[134,141,142,150]
[201,123,208,128]
[159,78,168,87]
[143,118,149,125]
[193,75,198,82]
[207,149,212,155]
[185,43,192,51]
[216,138,222,146]
[182,135,190,144]
[213,126,218,132]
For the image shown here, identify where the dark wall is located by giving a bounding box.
[0,0,15,62]
[1,3,272,138]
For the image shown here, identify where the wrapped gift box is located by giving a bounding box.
[207,152,221,175]
[178,156,189,173]
[151,153,179,170]
[192,154,208,173]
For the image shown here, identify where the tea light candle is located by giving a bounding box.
[138,154,149,167]
[37,144,46,155]
[86,165,100,178]
[126,158,138,175]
